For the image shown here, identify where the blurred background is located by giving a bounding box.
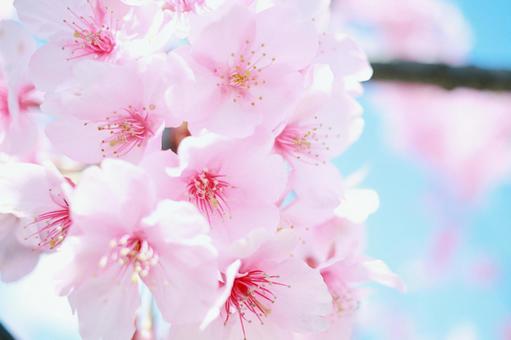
[0,0,510,339]
[334,0,511,339]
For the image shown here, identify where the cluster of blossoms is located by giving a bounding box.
[0,0,402,339]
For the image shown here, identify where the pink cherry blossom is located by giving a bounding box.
[274,91,363,167]
[170,4,319,137]
[0,161,75,281]
[170,229,332,340]
[61,159,218,339]
[149,134,288,242]
[291,216,404,340]
[15,0,156,90]
[44,54,188,164]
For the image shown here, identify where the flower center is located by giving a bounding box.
[99,235,159,283]
[229,69,252,89]
[26,185,73,250]
[215,41,276,106]
[163,0,206,13]
[224,270,289,338]
[187,169,230,222]
[63,2,116,60]
[96,105,155,158]
[275,117,340,166]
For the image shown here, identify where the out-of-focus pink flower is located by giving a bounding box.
[423,227,461,278]
[377,84,511,201]
[0,20,42,159]
[0,162,74,281]
[150,134,287,242]
[313,34,373,93]
[468,255,502,287]
[44,54,188,164]
[331,0,471,63]
[170,229,332,340]
[284,204,403,340]
[61,159,218,339]
[171,4,318,137]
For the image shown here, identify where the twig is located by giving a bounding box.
[370,60,511,91]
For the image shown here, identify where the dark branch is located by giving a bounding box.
[370,61,511,91]
[0,322,15,340]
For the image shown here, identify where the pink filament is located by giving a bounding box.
[224,269,288,339]
[28,188,72,250]
[98,106,154,158]
[62,1,116,60]
[187,170,230,222]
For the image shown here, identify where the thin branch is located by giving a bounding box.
[370,60,511,92]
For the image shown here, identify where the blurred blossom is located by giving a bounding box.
[467,255,502,288]
[331,0,472,63]
[375,84,511,201]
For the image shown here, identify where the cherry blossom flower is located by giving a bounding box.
[0,162,74,281]
[170,4,319,137]
[273,91,363,167]
[170,229,332,340]
[44,54,188,164]
[293,216,404,340]
[60,159,218,339]
[15,0,157,91]
[149,134,288,241]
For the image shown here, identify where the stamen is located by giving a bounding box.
[187,169,231,222]
[98,106,155,158]
[332,289,360,315]
[25,186,73,250]
[99,235,159,283]
[215,41,276,105]
[224,269,290,339]
[62,0,116,60]
[275,117,337,166]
